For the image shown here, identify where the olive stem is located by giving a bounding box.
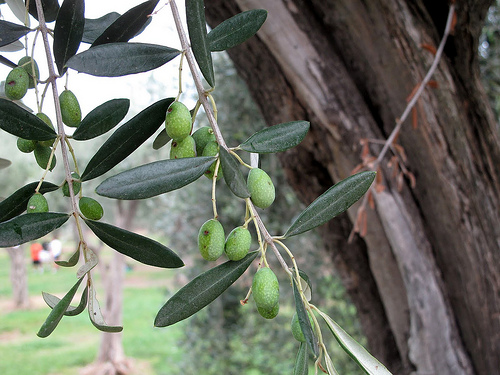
[169,0,227,149]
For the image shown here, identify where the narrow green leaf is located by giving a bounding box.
[37,277,84,338]
[76,248,98,278]
[207,9,267,52]
[66,43,180,77]
[293,342,309,375]
[42,286,88,317]
[293,268,313,302]
[219,148,250,198]
[152,128,171,150]
[324,350,340,375]
[239,121,310,154]
[155,251,258,327]
[284,171,376,238]
[26,0,60,23]
[292,278,319,358]
[72,99,130,140]
[318,310,393,375]
[7,0,31,27]
[82,12,120,44]
[0,98,57,141]
[0,181,59,223]
[81,98,174,181]
[0,158,12,170]
[0,213,70,247]
[54,246,80,267]
[53,0,85,75]
[0,20,31,48]
[84,219,184,268]
[186,0,215,87]
[91,0,159,47]
[88,284,123,332]
[95,156,215,199]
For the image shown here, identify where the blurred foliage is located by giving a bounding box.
[480,0,500,126]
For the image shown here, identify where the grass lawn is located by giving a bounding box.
[0,248,188,375]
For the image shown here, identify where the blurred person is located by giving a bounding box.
[30,242,43,272]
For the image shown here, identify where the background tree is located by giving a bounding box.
[204,1,500,375]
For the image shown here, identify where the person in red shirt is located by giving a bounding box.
[30,242,43,271]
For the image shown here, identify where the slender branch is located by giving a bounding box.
[34,0,80,217]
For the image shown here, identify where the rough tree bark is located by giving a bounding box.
[6,245,29,309]
[83,200,139,375]
[205,1,500,375]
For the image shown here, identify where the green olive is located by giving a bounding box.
[224,226,251,261]
[27,193,49,213]
[79,197,104,220]
[5,67,29,100]
[62,172,81,197]
[17,138,36,153]
[165,101,192,141]
[36,113,56,147]
[247,168,275,209]
[198,219,225,261]
[192,126,216,156]
[202,141,222,180]
[18,56,39,89]
[34,144,56,171]
[252,267,279,315]
[291,312,314,342]
[170,135,196,159]
[59,90,82,127]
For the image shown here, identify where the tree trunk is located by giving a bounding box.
[6,246,29,309]
[205,1,500,375]
[84,200,139,375]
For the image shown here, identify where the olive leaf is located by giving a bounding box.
[66,42,180,77]
[0,98,57,141]
[25,0,60,23]
[88,284,123,332]
[0,213,70,247]
[239,121,310,154]
[96,156,216,200]
[186,0,215,87]
[76,247,98,278]
[292,278,319,358]
[152,129,171,150]
[155,251,258,327]
[317,310,393,375]
[72,98,130,140]
[207,9,267,52]
[0,158,12,170]
[42,286,88,317]
[82,12,120,44]
[0,181,59,223]
[0,20,31,48]
[6,0,30,27]
[293,342,309,375]
[37,276,85,338]
[0,55,17,69]
[81,98,173,181]
[54,246,80,267]
[91,0,159,47]
[53,0,85,75]
[84,219,184,269]
[219,148,250,198]
[284,171,376,238]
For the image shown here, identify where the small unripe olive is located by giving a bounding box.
[202,141,222,180]
[198,219,225,261]
[291,312,314,342]
[170,135,196,159]
[247,168,275,209]
[59,90,81,127]
[192,126,216,156]
[34,144,56,171]
[17,138,36,153]
[165,101,192,141]
[5,67,29,100]
[18,56,39,89]
[36,113,56,147]
[79,197,104,220]
[27,193,49,213]
[62,172,81,197]
[224,226,251,261]
[252,267,279,312]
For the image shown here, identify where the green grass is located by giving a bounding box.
[0,250,187,375]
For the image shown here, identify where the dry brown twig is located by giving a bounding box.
[348,3,456,243]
